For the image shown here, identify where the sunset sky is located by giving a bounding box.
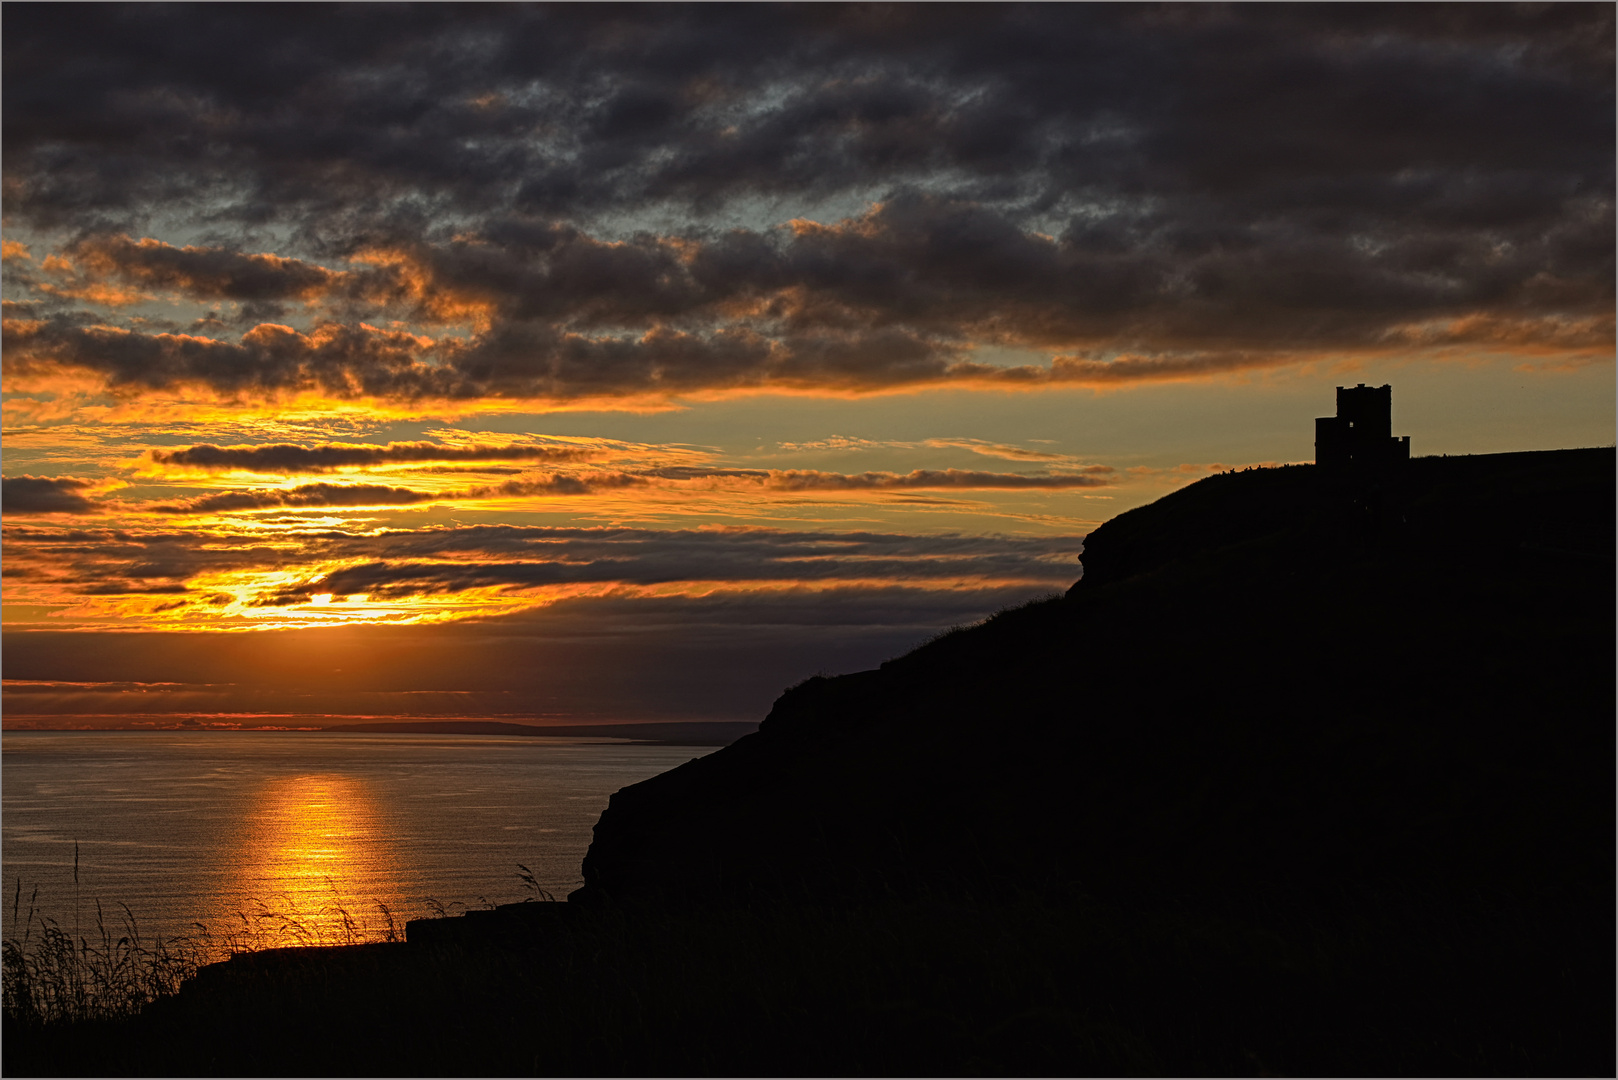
[3,4,1612,726]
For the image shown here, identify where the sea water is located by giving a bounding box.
[1,731,710,948]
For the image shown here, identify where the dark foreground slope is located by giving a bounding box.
[575,449,1614,913]
[7,450,1611,1078]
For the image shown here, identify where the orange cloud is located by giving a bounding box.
[1382,312,1616,356]
[35,281,153,306]
[348,246,496,329]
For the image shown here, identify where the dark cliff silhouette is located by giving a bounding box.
[8,448,1613,1078]
[574,448,1614,910]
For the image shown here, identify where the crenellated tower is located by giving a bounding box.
[1315,383,1409,468]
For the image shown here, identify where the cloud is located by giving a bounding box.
[0,678,239,717]
[2,6,1608,407]
[750,467,1111,491]
[9,180,1609,405]
[480,472,649,498]
[9,6,1606,715]
[68,235,358,302]
[775,435,1078,463]
[244,524,1082,606]
[9,5,1606,230]
[146,471,649,514]
[151,482,439,514]
[1,524,304,598]
[1,679,230,694]
[1,475,97,515]
[642,464,1114,491]
[4,520,1083,610]
[2,318,450,398]
[0,582,1064,721]
[29,459,1103,525]
[1048,350,1281,385]
[147,440,597,473]
[920,438,1071,462]
[775,436,898,453]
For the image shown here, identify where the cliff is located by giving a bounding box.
[574,449,1614,910]
[9,450,1611,1079]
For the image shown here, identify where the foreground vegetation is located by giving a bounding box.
[3,881,1611,1077]
[2,885,206,1028]
[1,879,420,1030]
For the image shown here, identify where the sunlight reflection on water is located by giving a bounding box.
[222,774,407,945]
[2,731,712,951]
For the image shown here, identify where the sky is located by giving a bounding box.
[2,3,1612,727]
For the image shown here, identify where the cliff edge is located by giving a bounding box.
[574,449,1614,910]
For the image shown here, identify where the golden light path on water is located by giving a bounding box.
[1,732,720,957]
[219,774,408,946]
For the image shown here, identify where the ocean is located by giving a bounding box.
[1,730,712,949]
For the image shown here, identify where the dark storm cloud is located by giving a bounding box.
[3,317,447,397]
[4,310,949,400]
[7,5,1608,224]
[149,440,596,473]
[63,235,384,303]
[1,475,97,515]
[10,185,1611,398]
[3,4,1611,396]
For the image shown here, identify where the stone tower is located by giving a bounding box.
[1315,384,1410,468]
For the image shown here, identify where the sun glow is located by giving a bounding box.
[222,774,404,944]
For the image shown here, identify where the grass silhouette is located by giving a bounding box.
[3,879,206,1027]
[2,865,455,1029]
[4,879,1609,1076]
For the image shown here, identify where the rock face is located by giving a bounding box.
[573,449,1614,909]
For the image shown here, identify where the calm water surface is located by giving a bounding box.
[2,731,710,947]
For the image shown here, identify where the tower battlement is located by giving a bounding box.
[1315,384,1409,468]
